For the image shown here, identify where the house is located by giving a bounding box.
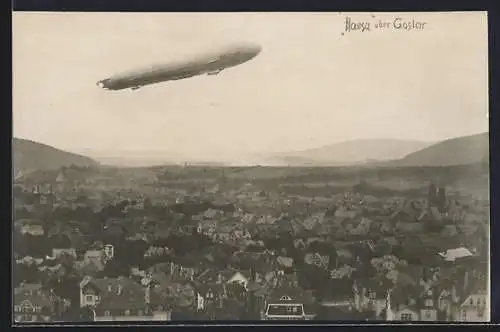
[455,286,488,322]
[227,271,250,290]
[20,224,44,236]
[350,218,373,236]
[303,212,325,230]
[79,276,171,321]
[84,250,104,264]
[437,285,458,321]
[419,287,439,321]
[393,305,420,321]
[262,282,310,320]
[147,273,197,310]
[230,228,252,242]
[195,283,227,311]
[197,222,216,237]
[276,256,294,269]
[14,283,70,322]
[330,265,356,280]
[438,247,474,262]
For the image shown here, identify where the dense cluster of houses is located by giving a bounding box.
[13,168,489,323]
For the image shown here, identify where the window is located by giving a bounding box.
[478,309,484,317]
[86,295,93,302]
[104,311,111,317]
[425,310,431,318]
[138,310,143,316]
[280,296,292,301]
[15,316,22,322]
[477,298,481,305]
[470,298,474,305]
[425,299,434,307]
[401,313,413,321]
[124,310,130,316]
[369,291,376,299]
[31,315,37,322]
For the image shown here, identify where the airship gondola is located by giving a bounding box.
[96,43,261,91]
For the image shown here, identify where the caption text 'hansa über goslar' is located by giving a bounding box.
[344,16,427,33]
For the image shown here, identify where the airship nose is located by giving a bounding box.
[248,44,262,55]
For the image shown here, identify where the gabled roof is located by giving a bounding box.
[14,284,57,308]
[88,277,163,310]
[438,247,474,262]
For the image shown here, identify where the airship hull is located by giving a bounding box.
[97,43,261,91]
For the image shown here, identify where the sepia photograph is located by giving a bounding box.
[12,11,489,323]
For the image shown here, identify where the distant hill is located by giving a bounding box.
[13,138,99,174]
[388,132,489,167]
[266,139,432,166]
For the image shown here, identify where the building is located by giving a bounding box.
[455,288,488,322]
[79,276,171,321]
[262,280,308,320]
[14,283,70,323]
[263,297,306,320]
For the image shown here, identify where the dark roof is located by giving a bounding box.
[89,277,162,311]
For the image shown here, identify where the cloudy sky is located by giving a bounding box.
[13,12,488,161]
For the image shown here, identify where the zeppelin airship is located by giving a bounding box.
[96,43,262,91]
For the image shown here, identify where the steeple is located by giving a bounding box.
[385,289,394,321]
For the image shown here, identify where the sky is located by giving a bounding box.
[13,12,489,162]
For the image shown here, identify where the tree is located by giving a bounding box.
[14,263,41,286]
[370,255,407,285]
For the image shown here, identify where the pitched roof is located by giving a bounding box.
[87,277,162,310]
[438,247,474,262]
[14,284,57,308]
